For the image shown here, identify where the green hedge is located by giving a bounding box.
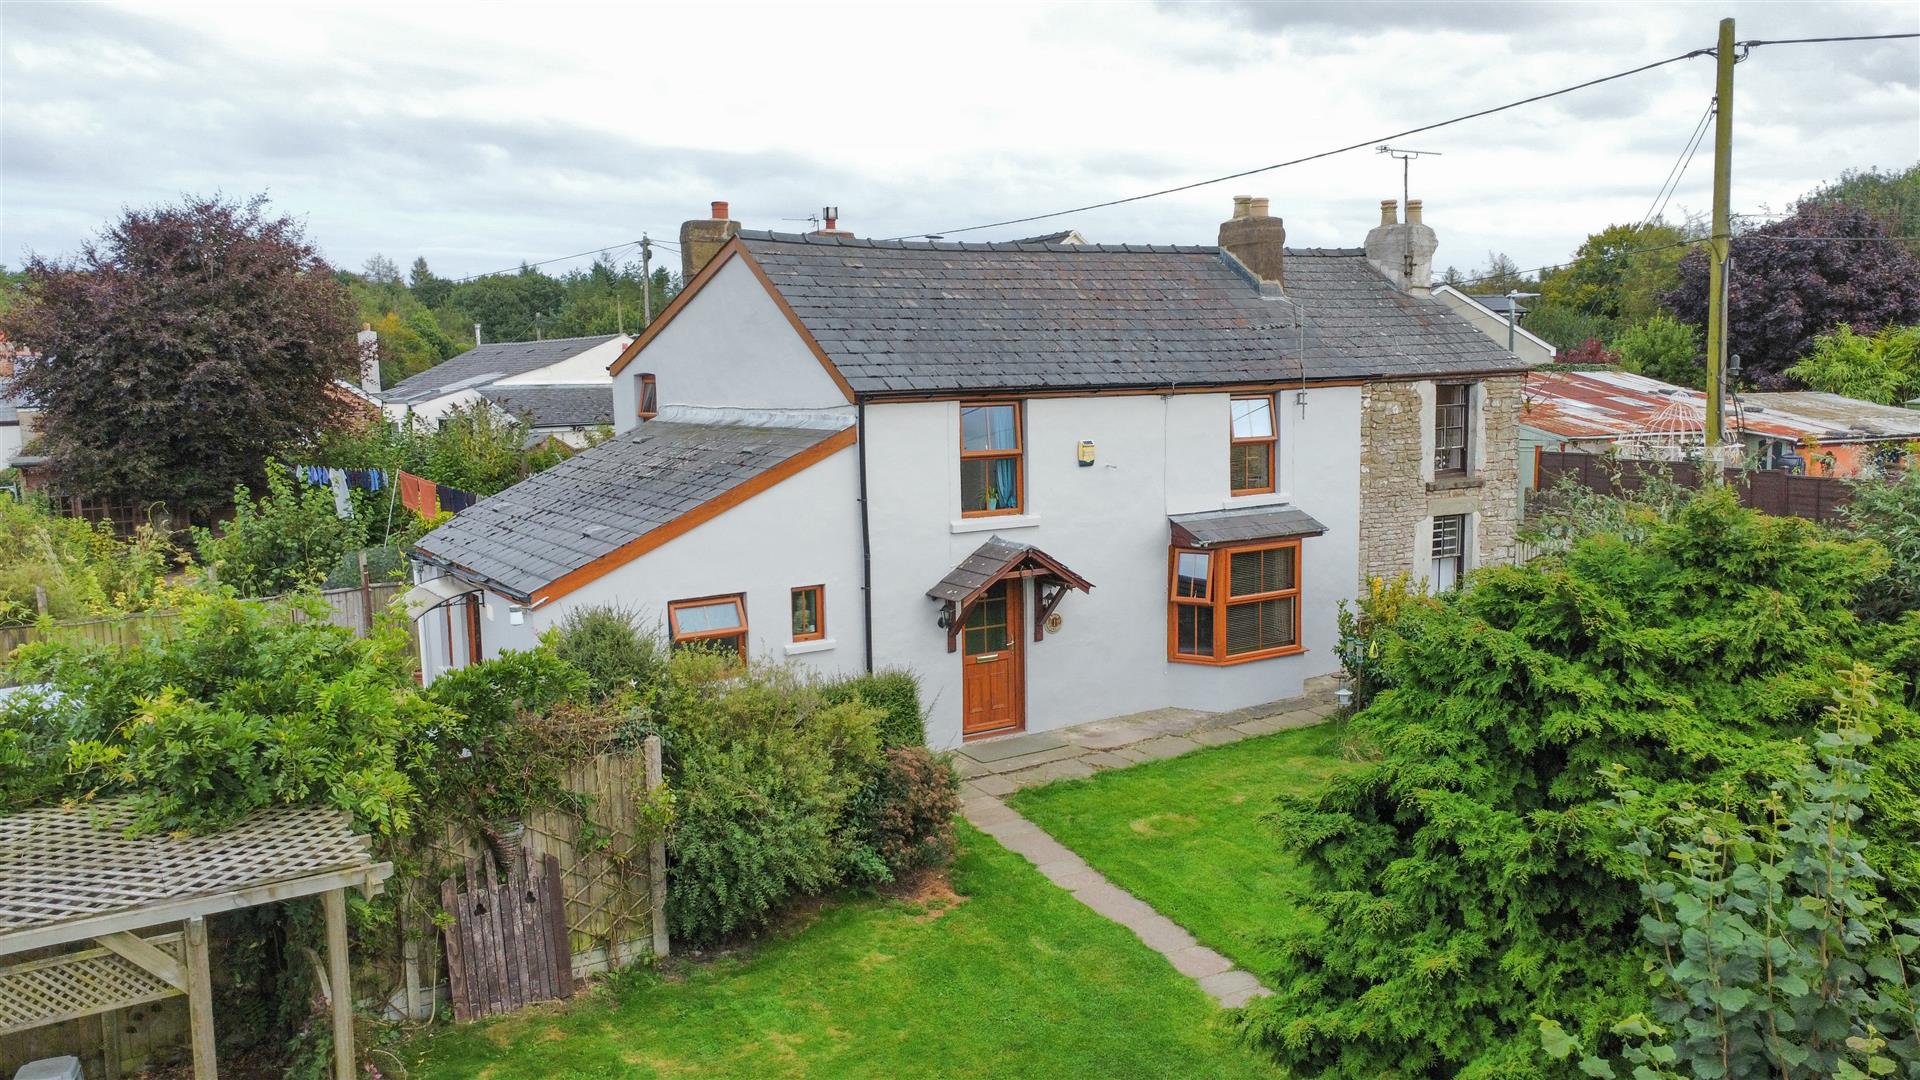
[822,669,925,748]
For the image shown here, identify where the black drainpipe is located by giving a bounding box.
[857,400,875,673]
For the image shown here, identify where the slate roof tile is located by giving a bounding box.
[381,334,623,401]
[475,384,614,429]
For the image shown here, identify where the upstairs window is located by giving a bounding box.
[790,585,825,642]
[1230,395,1277,495]
[668,594,746,662]
[960,402,1023,516]
[1169,541,1301,665]
[1434,382,1472,474]
[638,373,659,420]
[1432,514,1469,592]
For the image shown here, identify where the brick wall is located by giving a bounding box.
[1357,373,1522,589]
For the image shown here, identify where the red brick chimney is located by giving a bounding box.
[679,200,741,282]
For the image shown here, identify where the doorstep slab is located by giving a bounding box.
[981,744,1088,775]
[959,731,1069,763]
[1002,758,1097,789]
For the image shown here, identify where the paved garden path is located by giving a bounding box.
[955,682,1340,1008]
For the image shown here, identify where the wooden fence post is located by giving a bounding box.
[323,888,354,1080]
[183,915,216,1080]
[357,551,373,637]
[645,734,669,959]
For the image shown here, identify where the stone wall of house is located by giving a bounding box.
[1357,373,1523,589]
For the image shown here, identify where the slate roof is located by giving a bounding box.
[477,384,614,429]
[381,335,623,402]
[1168,505,1329,548]
[736,231,1527,395]
[413,421,847,601]
[1469,294,1529,316]
[926,537,1094,605]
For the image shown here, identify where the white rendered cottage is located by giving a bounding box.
[409,197,1528,749]
[378,334,629,430]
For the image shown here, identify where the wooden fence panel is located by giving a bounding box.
[441,848,574,1021]
[1534,450,1854,524]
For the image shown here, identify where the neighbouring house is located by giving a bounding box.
[1433,285,1556,366]
[376,334,629,429]
[475,383,615,448]
[408,195,1527,748]
[1521,368,1920,492]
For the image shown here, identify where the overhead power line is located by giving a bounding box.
[1636,99,1716,233]
[1449,230,1910,289]
[882,48,1718,240]
[1737,33,1920,46]
[450,240,643,284]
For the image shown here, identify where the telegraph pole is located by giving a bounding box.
[640,236,654,326]
[1704,17,1736,465]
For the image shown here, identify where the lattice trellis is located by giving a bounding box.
[0,803,374,935]
[0,934,183,1035]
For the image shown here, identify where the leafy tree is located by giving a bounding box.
[409,256,453,310]
[449,267,566,344]
[1844,466,1920,622]
[1539,221,1695,332]
[419,400,538,495]
[1538,675,1920,1079]
[1525,300,1615,352]
[1667,203,1920,388]
[1453,251,1532,294]
[1803,164,1920,253]
[0,194,357,515]
[1232,489,1920,1079]
[1785,323,1920,406]
[193,464,369,597]
[1616,315,1703,387]
[362,253,402,285]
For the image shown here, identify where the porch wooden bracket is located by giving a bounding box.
[1034,581,1069,642]
[928,537,1094,654]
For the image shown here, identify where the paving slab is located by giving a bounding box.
[1129,735,1202,762]
[981,743,1088,775]
[1191,728,1247,747]
[951,755,990,780]
[1200,969,1271,1007]
[1110,746,1153,764]
[1080,750,1134,771]
[1168,944,1234,980]
[959,731,1068,763]
[1229,713,1297,738]
[966,773,1020,797]
[1002,758,1096,789]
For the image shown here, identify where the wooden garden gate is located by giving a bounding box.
[439,848,575,1020]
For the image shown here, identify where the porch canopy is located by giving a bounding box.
[927,537,1093,653]
[1168,504,1328,549]
[0,802,393,1080]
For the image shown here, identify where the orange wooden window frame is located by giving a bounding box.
[1166,539,1304,666]
[667,593,747,662]
[1229,394,1277,496]
[790,584,825,642]
[638,373,659,420]
[959,401,1025,517]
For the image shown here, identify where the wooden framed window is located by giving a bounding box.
[1168,540,1302,665]
[668,593,746,662]
[960,402,1023,516]
[790,585,825,642]
[638,373,658,420]
[1229,395,1277,495]
[1431,514,1469,592]
[1434,382,1472,474]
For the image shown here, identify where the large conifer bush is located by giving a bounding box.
[1237,488,1920,1078]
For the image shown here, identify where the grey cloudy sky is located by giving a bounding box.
[2,1,1916,284]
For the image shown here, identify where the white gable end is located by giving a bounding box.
[613,255,849,433]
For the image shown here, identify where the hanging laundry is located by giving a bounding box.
[327,468,353,519]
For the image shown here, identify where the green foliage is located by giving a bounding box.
[1233,489,1920,1079]
[1525,301,1618,352]
[1805,164,1920,254]
[314,406,567,497]
[1334,572,1432,711]
[542,604,667,704]
[1786,323,1920,406]
[418,648,605,825]
[2,591,443,833]
[658,652,886,945]
[1520,460,1703,550]
[1538,673,1920,1078]
[1539,222,1695,331]
[193,463,370,597]
[1617,315,1703,388]
[820,669,927,748]
[844,746,961,886]
[1844,466,1920,622]
[0,494,177,625]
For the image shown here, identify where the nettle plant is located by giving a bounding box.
[1539,671,1920,1080]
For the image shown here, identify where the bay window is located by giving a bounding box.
[1169,540,1302,664]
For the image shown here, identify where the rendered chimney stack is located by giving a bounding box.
[1363,198,1437,296]
[680,200,742,282]
[356,323,381,393]
[1218,194,1286,289]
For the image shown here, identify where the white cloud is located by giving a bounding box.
[1,0,1914,281]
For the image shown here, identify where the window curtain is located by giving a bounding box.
[989,458,1017,509]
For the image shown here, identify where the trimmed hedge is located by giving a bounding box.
[822,669,926,748]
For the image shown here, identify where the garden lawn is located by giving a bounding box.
[405,821,1277,1080]
[1009,720,1354,978]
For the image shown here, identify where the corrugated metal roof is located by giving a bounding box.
[1523,370,1920,444]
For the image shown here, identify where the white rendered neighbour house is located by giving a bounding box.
[410,197,1527,749]
[378,334,629,432]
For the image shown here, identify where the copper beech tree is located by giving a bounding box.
[1,194,357,517]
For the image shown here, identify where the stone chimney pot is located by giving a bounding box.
[1232,195,1253,220]
[1249,197,1270,218]
[1379,200,1399,226]
[1406,199,1424,225]
[1364,196,1437,296]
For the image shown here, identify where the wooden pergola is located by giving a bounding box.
[0,801,393,1079]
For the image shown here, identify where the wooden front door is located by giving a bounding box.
[961,580,1024,739]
